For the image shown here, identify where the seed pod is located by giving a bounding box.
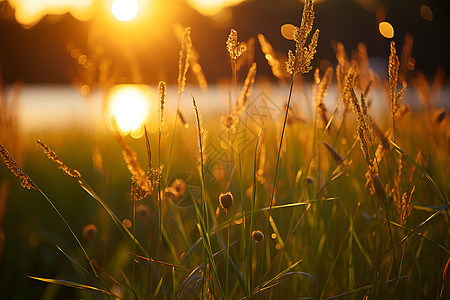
[219,192,233,212]
[252,230,264,243]
[306,176,314,184]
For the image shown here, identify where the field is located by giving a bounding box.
[0,0,449,299]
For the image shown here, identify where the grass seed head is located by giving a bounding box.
[0,143,36,190]
[159,81,166,125]
[286,0,319,75]
[227,29,247,60]
[178,27,192,95]
[36,140,81,178]
[258,33,284,80]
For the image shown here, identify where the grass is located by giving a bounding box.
[0,0,449,299]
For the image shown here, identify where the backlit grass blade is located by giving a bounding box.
[216,229,249,297]
[390,140,449,206]
[323,276,407,299]
[151,277,164,300]
[192,196,225,299]
[77,178,148,256]
[28,277,118,298]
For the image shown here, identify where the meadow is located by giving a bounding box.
[0,0,449,299]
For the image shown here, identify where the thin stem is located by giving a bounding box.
[260,74,295,284]
[35,186,111,298]
[165,92,182,184]
[233,59,238,107]
[132,191,137,294]
[226,212,230,299]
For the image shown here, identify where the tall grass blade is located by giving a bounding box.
[28,277,118,297]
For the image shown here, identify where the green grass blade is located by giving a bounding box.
[151,277,164,300]
[261,259,302,289]
[192,195,225,299]
[216,230,249,297]
[172,267,177,300]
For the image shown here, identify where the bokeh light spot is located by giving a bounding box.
[122,219,132,228]
[281,23,296,40]
[379,21,394,39]
[420,5,433,22]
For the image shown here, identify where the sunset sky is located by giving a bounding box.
[0,0,448,84]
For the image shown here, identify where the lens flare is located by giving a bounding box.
[112,0,139,22]
[108,85,150,136]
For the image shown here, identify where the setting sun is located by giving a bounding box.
[108,85,150,136]
[112,0,139,22]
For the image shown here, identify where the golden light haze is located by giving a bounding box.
[6,0,248,26]
[180,0,246,16]
[8,0,93,26]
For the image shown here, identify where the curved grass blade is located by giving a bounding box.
[28,277,118,298]
[56,245,93,279]
[120,269,139,300]
[216,229,249,297]
[261,259,302,289]
[77,178,147,256]
[390,140,449,206]
[323,276,407,299]
[151,277,164,300]
[191,194,225,299]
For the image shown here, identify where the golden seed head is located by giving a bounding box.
[36,140,81,178]
[226,28,247,60]
[159,81,166,125]
[116,134,152,194]
[219,191,233,212]
[178,26,192,95]
[258,33,284,80]
[0,143,36,190]
[252,230,264,243]
[286,0,318,75]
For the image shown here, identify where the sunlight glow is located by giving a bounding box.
[187,0,245,16]
[108,85,150,136]
[9,0,92,26]
[112,0,139,22]
[379,21,394,39]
